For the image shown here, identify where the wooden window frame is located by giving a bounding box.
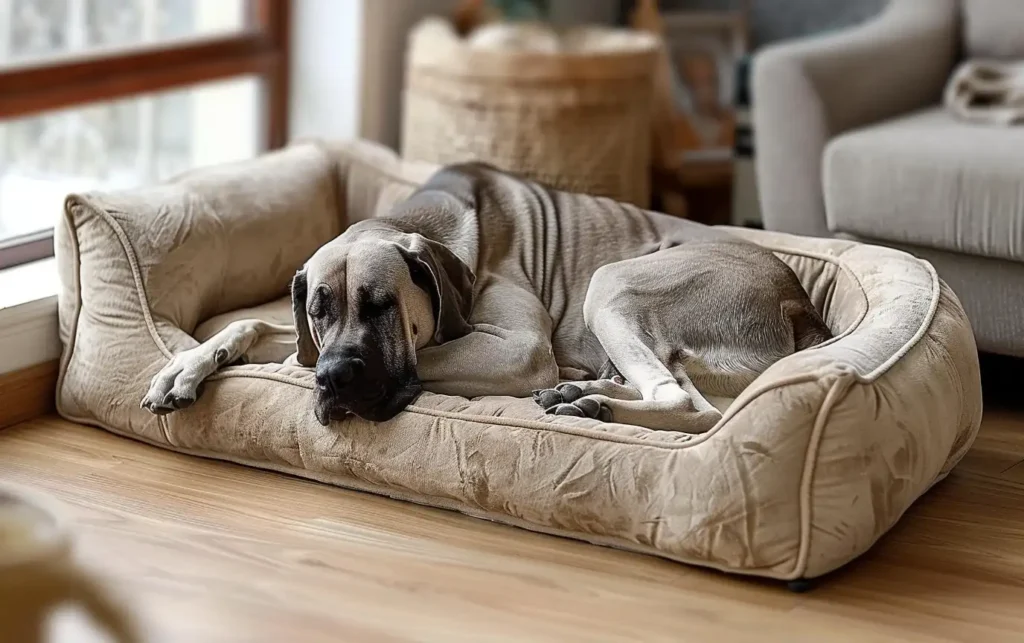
[0,0,291,271]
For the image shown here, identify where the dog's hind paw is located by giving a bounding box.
[531,382,587,409]
[548,402,585,417]
[542,396,613,423]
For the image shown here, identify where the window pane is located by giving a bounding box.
[0,75,263,242]
[0,0,249,68]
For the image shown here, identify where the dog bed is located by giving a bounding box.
[54,138,983,583]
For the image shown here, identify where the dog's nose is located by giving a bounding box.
[316,358,365,395]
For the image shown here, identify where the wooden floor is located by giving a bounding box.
[2,410,1023,643]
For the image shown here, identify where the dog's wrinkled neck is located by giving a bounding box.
[356,180,481,273]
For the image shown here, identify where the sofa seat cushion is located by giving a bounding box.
[824,108,1024,263]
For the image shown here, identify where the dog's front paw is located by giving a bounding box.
[541,396,613,423]
[140,353,216,415]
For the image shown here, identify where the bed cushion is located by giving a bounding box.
[54,138,983,582]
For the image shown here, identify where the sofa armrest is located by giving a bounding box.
[752,0,959,237]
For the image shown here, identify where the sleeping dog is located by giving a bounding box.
[141,163,831,433]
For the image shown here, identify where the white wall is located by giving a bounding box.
[289,0,366,142]
[359,0,458,150]
[289,0,457,149]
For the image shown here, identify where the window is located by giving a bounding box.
[0,0,290,270]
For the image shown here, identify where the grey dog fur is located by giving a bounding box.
[142,162,830,432]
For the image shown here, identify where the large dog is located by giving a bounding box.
[141,163,831,433]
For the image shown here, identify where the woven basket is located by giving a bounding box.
[400,19,659,207]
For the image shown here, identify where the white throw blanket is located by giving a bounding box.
[944,59,1024,126]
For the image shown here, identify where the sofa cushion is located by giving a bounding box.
[963,0,1024,59]
[824,108,1024,262]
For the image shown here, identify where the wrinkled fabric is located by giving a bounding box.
[55,139,983,581]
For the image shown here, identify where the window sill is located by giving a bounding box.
[0,257,61,375]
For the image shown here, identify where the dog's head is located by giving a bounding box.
[291,224,475,425]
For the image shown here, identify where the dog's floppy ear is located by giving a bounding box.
[397,234,475,344]
[290,269,319,366]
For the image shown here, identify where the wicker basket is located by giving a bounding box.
[400,19,660,207]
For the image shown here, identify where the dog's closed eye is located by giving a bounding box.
[406,261,432,293]
[309,285,331,319]
[359,291,396,320]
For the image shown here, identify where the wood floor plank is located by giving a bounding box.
[1003,461,1024,483]
[956,410,1024,477]
[1,414,1022,642]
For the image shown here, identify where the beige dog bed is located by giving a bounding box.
[54,139,982,584]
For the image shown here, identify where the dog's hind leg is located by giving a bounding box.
[534,304,723,432]
[141,319,291,415]
[561,312,724,432]
[536,241,815,432]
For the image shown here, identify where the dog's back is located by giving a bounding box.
[440,164,829,380]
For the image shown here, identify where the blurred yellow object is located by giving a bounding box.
[0,483,139,643]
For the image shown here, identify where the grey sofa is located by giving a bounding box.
[752,0,1024,357]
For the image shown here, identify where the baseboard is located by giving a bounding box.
[0,360,59,430]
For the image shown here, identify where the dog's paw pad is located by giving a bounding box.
[172,395,196,410]
[152,390,196,414]
[571,397,613,422]
[545,399,612,421]
[548,403,585,417]
[573,397,603,417]
[555,383,584,403]
[533,388,564,409]
[146,402,174,416]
